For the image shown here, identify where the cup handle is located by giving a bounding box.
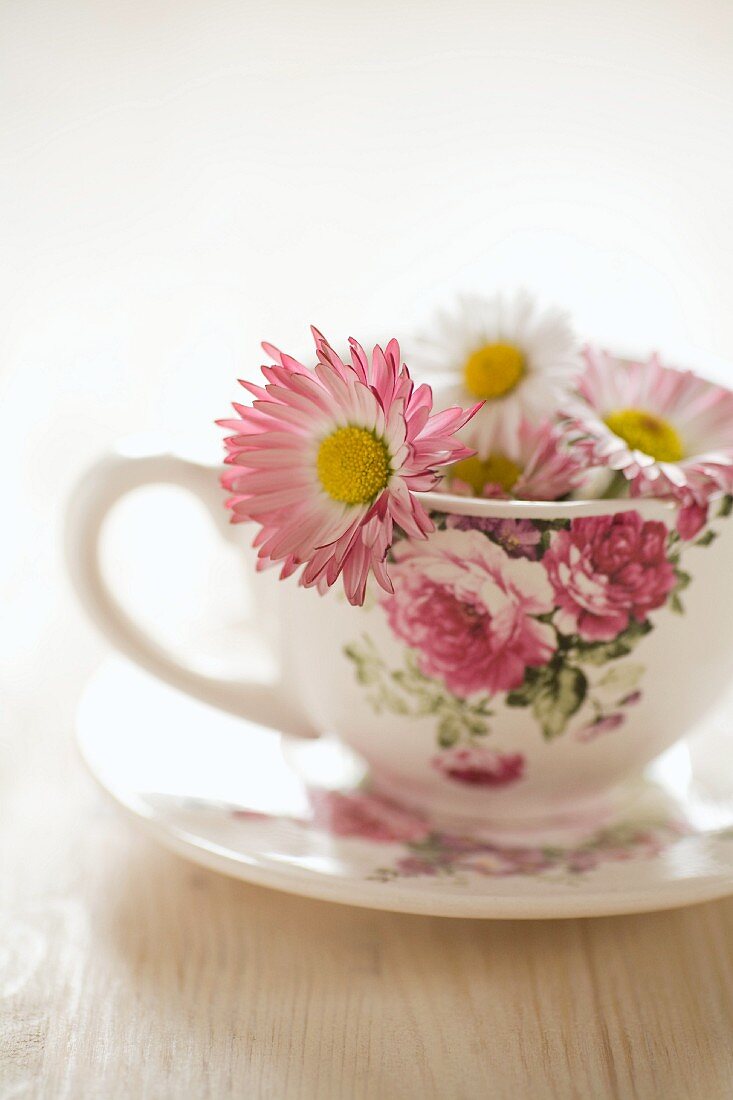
[65,447,315,738]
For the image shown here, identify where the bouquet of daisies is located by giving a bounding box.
[219,293,733,605]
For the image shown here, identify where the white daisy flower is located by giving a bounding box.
[416,291,582,452]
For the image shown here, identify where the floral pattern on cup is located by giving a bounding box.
[381,529,556,697]
[542,511,676,642]
[447,515,542,560]
[345,500,730,759]
[431,746,525,787]
[576,712,626,742]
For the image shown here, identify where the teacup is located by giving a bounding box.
[66,446,733,832]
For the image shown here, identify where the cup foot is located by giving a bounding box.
[367,769,644,847]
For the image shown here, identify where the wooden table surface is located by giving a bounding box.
[4,606,733,1100]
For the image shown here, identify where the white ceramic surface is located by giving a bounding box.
[77,658,733,920]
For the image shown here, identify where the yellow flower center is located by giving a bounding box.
[452,453,522,495]
[317,425,391,505]
[463,342,525,400]
[604,408,684,463]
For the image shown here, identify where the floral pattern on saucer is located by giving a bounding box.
[369,817,686,883]
[235,788,687,883]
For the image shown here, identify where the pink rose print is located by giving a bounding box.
[381,529,557,697]
[543,512,676,642]
[308,790,430,843]
[432,746,525,787]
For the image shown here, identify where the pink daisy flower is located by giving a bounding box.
[567,350,733,531]
[218,328,478,606]
[443,417,585,501]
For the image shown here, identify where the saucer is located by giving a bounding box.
[76,658,733,919]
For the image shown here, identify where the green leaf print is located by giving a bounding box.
[572,619,653,665]
[505,665,551,708]
[343,636,494,746]
[531,665,588,740]
[668,567,692,615]
[437,716,463,747]
[596,662,644,694]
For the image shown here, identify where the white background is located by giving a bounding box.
[3,0,733,708]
